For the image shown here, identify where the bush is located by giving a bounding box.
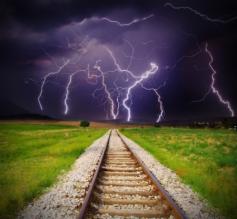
[154,123,160,128]
[80,120,90,127]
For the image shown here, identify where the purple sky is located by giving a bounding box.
[1,0,237,122]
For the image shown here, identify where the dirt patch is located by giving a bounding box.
[0,120,152,128]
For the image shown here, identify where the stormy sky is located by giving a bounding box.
[0,0,237,122]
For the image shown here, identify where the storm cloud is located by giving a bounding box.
[1,0,237,121]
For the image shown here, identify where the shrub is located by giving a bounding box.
[80,120,90,127]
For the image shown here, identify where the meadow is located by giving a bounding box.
[121,127,237,219]
[0,123,106,218]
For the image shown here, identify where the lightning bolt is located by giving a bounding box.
[193,42,235,117]
[64,72,75,115]
[38,59,70,111]
[140,82,166,123]
[101,14,154,26]
[164,2,237,24]
[94,60,119,120]
[205,42,235,116]
[154,89,164,123]
[78,14,154,27]
[64,66,91,115]
[122,62,159,122]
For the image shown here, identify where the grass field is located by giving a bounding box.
[121,127,237,219]
[0,123,106,219]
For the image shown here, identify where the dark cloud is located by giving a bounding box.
[1,0,158,31]
[1,0,237,121]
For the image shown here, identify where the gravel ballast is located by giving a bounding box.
[19,129,224,219]
[118,131,224,219]
[19,131,110,219]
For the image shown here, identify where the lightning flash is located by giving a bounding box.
[205,42,235,117]
[165,2,237,24]
[192,43,235,117]
[78,14,154,27]
[35,11,235,122]
[38,59,70,111]
[122,63,159,122]
[64,72,75,115]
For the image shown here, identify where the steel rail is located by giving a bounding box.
[77,130,111,219]
[78,129,188,219]
[117,130,188,219]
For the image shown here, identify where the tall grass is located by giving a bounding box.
[0,123,106,218]
[121,127,237,219]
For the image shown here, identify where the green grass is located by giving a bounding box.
[0,123,107,219]
[121,127,237,219]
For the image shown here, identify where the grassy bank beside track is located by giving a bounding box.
[0,123,107,218]
[121,127,237,219]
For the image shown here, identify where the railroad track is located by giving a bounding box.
[78,130,187,219]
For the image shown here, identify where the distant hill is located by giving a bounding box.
[0,100,30,116]
[0,114,54,120]
[0,100,54,120]
[160,116,237,124]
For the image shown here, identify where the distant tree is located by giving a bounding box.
[234,125,237,131]
[154,123,160,128]
[80,120,90,127]
[189,122,197,128]
[209,122,218,129]
[222,118,234,129]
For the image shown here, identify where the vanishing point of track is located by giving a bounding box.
[78,130,187,219]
